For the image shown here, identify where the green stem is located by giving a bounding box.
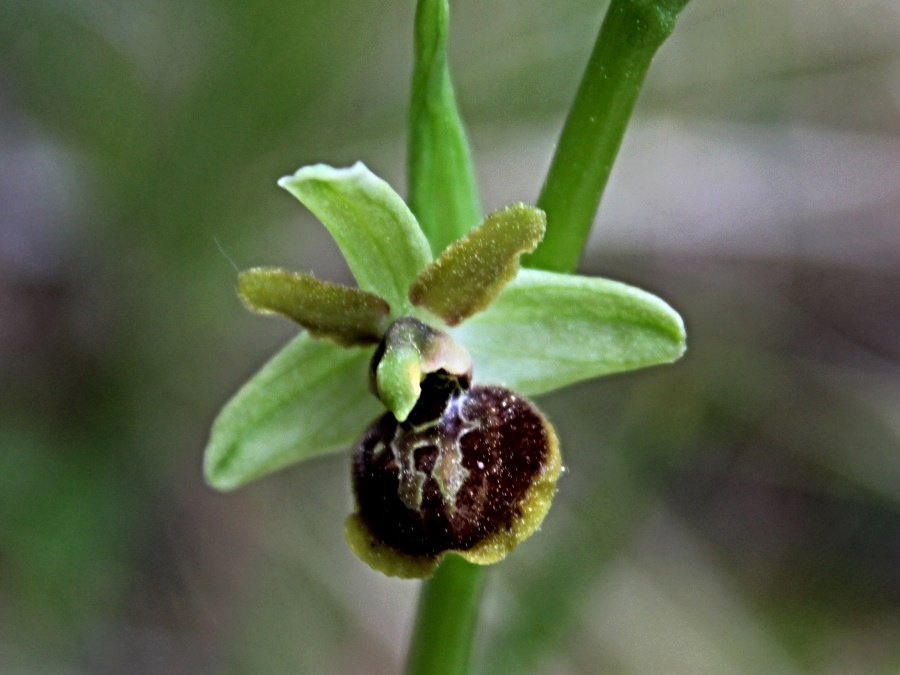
[527,0,691,273]
[405,555,486,675]
[408,0,482,255]
[404,1,689,673]
[405,1,485,670]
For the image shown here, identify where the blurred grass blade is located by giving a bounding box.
[410,203,545,325]
[279,162,432,313]
[452,268,686,395]
[408,0,482,255]
[238,267,390,346]
[204,333,381,490]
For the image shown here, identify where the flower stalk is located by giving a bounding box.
[405,0,690,670]
[405,555,486,675]
[404,0,489,666]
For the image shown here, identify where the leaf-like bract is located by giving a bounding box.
[408,0,481,254]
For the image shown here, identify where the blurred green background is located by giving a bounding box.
[2,0,898,672]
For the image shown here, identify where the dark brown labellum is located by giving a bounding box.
[348,373,560,574]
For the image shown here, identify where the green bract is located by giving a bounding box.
[408,0,481,255]
[203,162,686,491]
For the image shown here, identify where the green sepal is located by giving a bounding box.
[452,268,686,395]
[409,203,546,325]
[238,267,390,346]
[373,317,472,422]
[278,162,432,314]
[204,333,381,491]
[408,0,482,254]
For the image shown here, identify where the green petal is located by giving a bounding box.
[408,0,482,254]
[409,203,546,325]
[452,269,686,395]
[278,162,432,313]
[238,267,390,346]
[204,333,381,490]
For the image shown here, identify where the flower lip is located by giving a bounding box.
[349,372,561,576]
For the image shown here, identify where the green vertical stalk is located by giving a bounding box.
[405,555,486,675]
[408,0,482,255]
[527,0,691,273]
[406,0,487,668]
[405,1,689,673]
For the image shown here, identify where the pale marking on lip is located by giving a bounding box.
[388,388,481,513]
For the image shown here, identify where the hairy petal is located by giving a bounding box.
[238,267,389,346]
[410,204,545,325]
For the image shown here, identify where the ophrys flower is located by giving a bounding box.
[203,162,685,577]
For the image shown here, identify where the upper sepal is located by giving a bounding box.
[278,162,432,314]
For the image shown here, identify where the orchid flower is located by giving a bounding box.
[203,161,685,577]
